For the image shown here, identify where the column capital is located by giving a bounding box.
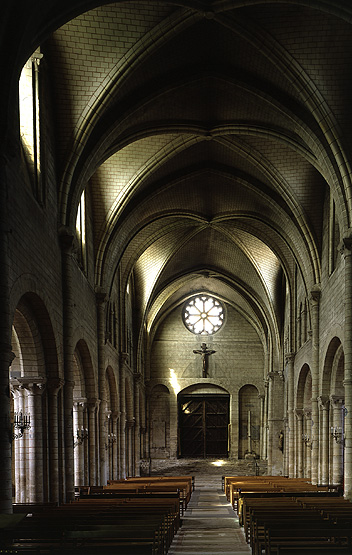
[126,418,136,429]
[339,233,352,256]
[285,352,295,364]
[330,395,345,408]
[87,398,100,411]
[111,410,120,420]
[317,395,329,409]
[120,352,129,366]
[295,408,304,417]
[16,377,46,394]
[73,397,87,409]
[310,285,321,304]
[95,287,108,304]
[303,408,312,418]
[47,377,65,395]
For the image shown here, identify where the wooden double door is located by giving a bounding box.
[178,394,229,458]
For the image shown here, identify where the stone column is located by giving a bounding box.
[17,386,27,502]
[295,409,304,478]
[330,396,344,486]
[11,385,21,503]
[59,228,76,502]
[96,288,108,485]
[47,378,64,503]
[126,419,135,476]
[303,409,312,479]
[73,399,87,486]
[23,379,46,502]
[258,394,265,459]
[266,373,274,472]
[134,373,142,475]
[119,354,127,478]
[318,396,329,485]
[0,348,15,512]
[282,417,288,476]
[286,353,295,477]
[341,236,352,498]
[87,398,98,485]
[111,411,119,480]
[263,379,269,460]
[310,286,321,484]
[267,371,284,475]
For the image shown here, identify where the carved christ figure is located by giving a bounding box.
[193,342,216,377]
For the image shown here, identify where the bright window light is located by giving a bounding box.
[183,295,224,335]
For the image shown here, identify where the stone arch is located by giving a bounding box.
[322,337,343,398]
[296,363,311,409]
[106,366,118,413]
[180,383,229,395]
[74,339,96,399]
[322,339,344,486]
[11,292,58,380]
[73,339,96,487]
[330,343,344,398]
[10,293,59,504]
[296,364,312,479]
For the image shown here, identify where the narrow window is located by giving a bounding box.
[329,194,340,275]
[76,191,86,271]
[19,49,43,202]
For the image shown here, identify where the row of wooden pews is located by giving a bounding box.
[224,475,352,554]
[2,475,193,554]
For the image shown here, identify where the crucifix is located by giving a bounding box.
[193,342,216,377]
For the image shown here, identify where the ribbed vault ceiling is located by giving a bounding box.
[37,0,352,354]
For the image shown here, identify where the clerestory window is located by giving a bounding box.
[19,49,44,203]
[75,191,86,271]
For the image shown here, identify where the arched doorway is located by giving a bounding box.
[178,385,229,458]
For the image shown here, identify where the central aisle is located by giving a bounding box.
[167,476,251,554]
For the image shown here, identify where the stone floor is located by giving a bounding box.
[150,458,262,554]
[168,475,251,554]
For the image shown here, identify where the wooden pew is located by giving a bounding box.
[224,475,352,554]
[5,493,181,554]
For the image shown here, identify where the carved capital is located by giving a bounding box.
[17,377,46,395]
[310,285,321,304]
[330,395,344,409]
[339,233,352,256]
[120,352,129,366]
[126,418,136,429]
[87,398,100,412]
[285,352,295,365]
[73,397,87,410]
[111,410,120,421]
[95,287,108,305]
[303,408,312,418]
[47,377,65,395]
[317,395,329,410]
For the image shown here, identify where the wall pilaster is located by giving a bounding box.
[341,236,352,497]
[310,285,321,484]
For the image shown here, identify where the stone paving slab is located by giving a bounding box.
[167,476,251,554]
